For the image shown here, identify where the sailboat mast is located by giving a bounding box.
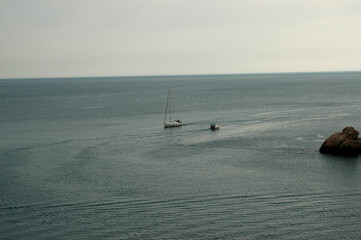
[169,83,172,122]
[164,83,170,123]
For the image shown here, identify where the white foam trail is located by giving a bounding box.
[180,121,285,146]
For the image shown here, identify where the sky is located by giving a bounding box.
[0,0,361,78]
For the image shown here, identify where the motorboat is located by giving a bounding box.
[210,123,219,130]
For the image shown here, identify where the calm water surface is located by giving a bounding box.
[1,72,361,239]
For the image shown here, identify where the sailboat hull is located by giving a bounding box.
[164,120,182,128]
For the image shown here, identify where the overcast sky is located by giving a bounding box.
[1,0,360,78]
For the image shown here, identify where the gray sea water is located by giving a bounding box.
[1,72,361,239]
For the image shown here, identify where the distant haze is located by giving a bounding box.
[1,0,360,78]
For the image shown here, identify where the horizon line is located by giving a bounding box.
[1,70,361,80]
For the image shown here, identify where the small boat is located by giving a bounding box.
[164,119,182,128]
[210,123,219,130]
[164,83,182,128]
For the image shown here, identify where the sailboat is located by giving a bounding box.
[164,83,182,128]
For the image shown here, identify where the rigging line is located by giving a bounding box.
[164,83,170,123]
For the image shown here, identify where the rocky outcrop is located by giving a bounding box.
[319,127,361,156]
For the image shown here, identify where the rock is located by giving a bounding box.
[319,127,361,156]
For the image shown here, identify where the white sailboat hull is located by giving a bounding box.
[164,120,182,128]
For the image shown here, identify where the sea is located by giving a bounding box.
[1,72,361,239]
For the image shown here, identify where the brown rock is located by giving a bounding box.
[319,127,361,156]
[342,126,359,139]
